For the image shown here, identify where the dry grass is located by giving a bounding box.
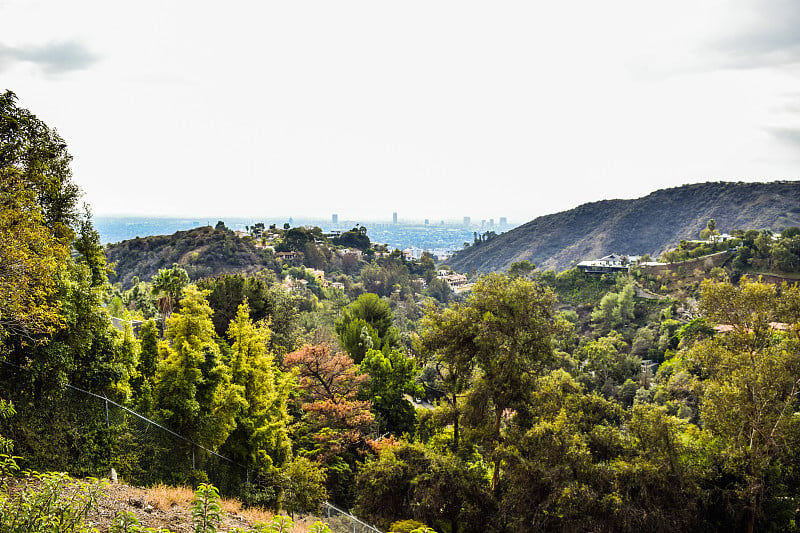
[237,505,276,523]
[138,483,314,532]
[144,483,195,510]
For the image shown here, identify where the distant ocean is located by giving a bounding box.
[95,216,300,244]
[95,216,509,255]
[95,217,208,244]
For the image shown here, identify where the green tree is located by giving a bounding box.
[359,348,423,436]
[107,311,140,404]
[577,332,640,398]
[282,456,329,515]
[354,441,490,533]
[336,293,400,362]
[424,278,452,304]
[498,370,618,531]
[334,226,370,250]
[303,241,328,270]
[123,278,158,318]
[336,319,380,364]
[198,273,302,358]
[0,168,67,345]
[153,286,245,448]
[133,318,159,414]
[700,218,720,243]
[221,301,292,470]
[781,226,800,238]
[0,90,83,349]
[420,273,560,488]
[151,264,190,318]
[591,279,635,333]
[411,251,437,284]
[0,91,80,243]
[359,263,390,297]
[753,230,774,260]
[17,212,127,396]
[417,300,476,451]
[278,226,326,252]
[507,260,535,279]
[137,319,160,380]
[684,278,800,532]
[771,236,800,272]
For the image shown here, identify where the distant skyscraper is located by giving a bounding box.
[393,212,398,224]
[332,213,338,224]
[424,219,429,225]
[463,216,471,227]
[481,219,486,228]
[489,218,495,227]
[500,217,507,227]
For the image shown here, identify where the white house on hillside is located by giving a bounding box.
[577,253,630,275]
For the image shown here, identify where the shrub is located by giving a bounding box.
[390,519,429,532]
[0,469,106,532]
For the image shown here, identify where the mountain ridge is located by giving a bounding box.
[448,181,800,273]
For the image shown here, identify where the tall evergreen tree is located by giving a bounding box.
[335,293,400,362]
[153,286,244,448]
[221,301,292,469]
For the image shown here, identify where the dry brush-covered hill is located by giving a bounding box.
[105,226,279,288]
[448,181,800,274]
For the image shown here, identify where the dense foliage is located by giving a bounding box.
[5,93,800,533]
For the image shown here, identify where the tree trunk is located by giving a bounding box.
[452,392,459,450]
[745,503,755,533]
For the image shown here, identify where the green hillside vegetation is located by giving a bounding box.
[7,92,800,532]
[449,181,800,274]
[106,223,281,288]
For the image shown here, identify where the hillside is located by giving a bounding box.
[106,225,279,288]
[448,181,800,273]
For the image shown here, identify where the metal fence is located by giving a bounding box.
[0,373,248,495]
[0,362,381,533]
[322,502,382,533]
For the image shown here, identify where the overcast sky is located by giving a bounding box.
[2,1,799,224]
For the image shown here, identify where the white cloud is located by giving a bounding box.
[0,40,98,74]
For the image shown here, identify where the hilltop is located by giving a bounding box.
[448,181,800,273]
[105,225,279,288]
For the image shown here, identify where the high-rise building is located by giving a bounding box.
[489,218,495,227]
[424,219,429,225]
[500,217,507,227]
[463,216,471,227]
[332,213,338,224]
[393,212,398,224]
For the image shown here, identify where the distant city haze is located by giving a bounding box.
[94,216,516,253]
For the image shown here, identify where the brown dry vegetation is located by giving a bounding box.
[3,475,319,533]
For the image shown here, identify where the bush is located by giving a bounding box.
[390,519,429,532]
[0,462,106,532]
